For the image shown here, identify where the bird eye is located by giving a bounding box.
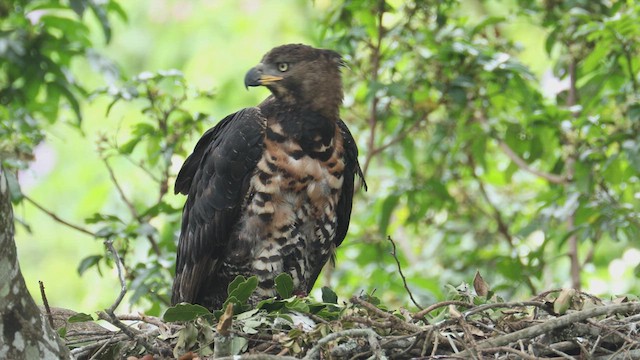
[277,62,289,72]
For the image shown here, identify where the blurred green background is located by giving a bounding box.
[8,0,640,315]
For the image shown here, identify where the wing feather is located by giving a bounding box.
[171,108,265,305]
[335,119,366,248]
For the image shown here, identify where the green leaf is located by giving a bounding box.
[68,313,94,323]
[163,303,212,322]
[119,137,140,155]
[275,273,294,299]
[227,276,258,304]
[379,194,400,235]
[321,286,338,304]
[57,327,67,339]
[77,255,102,275]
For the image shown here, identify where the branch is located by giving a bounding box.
[496,139,567,184]
[23,195,96,237]
[102,157,162,257]
[362,0,386,177]
[303,329,381,360]
[457,302,640,357]
[467,152,537,294]
[388,236,423,310]
[413,301,475,320]
[104,239,127,314]
[473,112,567,184]
[39,281,54,328]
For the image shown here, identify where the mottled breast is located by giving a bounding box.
[225,117,346,299]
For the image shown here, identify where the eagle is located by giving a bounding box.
[171,44,365,310]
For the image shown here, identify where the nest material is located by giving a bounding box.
[60,290,640,359]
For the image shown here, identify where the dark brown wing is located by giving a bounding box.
[335,119,366,248]
[171,107,265,306]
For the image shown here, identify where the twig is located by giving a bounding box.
[387,236,423,310]
[102,157,139,219]
[463,301,552,318]
[39,281,54,328]
[361,0,388,177]
[478,346,539,360]
[104,239,127,314]
[102,158,162,257]
[468,152,538,294]
[23,195,96,237]
[351,296,424,333]
[88,332,118,360]
[457,302,640,357]
[304,328,380,360]
[473,111,567,185]
[413,300,474,320]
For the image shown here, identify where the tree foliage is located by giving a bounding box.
[317,0,640,304]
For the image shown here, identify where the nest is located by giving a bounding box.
[58,289,640,359]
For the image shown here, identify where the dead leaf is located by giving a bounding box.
[473,271,490,297]
[217,303,234,336]
[554,288,576,315]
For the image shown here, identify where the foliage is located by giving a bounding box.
[317,0,640,304]
[77,70,213,312]
[0,0,124,170]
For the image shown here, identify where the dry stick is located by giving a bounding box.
[38,281,54,328]
[23,195,96,237]
[101,240,160,356]
[214,355,299,360]
[457,302,640,357]
[479,346,539,360]
[304,328,381,360]
[413,300,474,320]
[387,236,423,310]
[351,296,424,333]
[462,301,551,318]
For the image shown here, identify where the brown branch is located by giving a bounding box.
[39,281,54,328]
[473,111,567,184]
[102,157,162,257]
[413,300,475,320]
[462,301,552,318]
[23,195,96,237]
[457,302,640,357]
[351,296,424,333]
[467,152,537,294]
[361,0,386,177]
[388,236,423,310]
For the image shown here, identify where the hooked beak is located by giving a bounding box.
[244,64,283,89]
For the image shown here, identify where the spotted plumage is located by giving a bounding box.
[171,44,365,310]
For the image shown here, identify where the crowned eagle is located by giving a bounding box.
[171,44,365,309]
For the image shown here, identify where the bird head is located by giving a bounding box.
[244,44,345,118]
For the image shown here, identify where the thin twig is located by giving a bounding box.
[304,328,380,360]
[457,302,640,357]
[388,236,423,310]
[104,239,126,314]
[23,195,96,237]
[463,301,552,318]
[413,301,474,320]
[473,111,567,184]
[102,157,161,256]
[351,296,424,333]
[39,281,54,328]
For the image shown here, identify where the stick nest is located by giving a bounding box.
[60,289,640,360]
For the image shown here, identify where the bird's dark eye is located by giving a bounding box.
[277,62,289,72]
